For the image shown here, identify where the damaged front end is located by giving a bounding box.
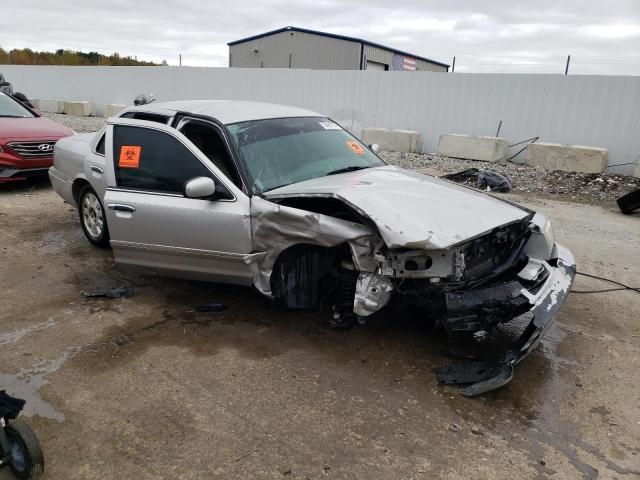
[253,178,575,396]
[368,213,576,396]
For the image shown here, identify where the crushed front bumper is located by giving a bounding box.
[435,243,576,396]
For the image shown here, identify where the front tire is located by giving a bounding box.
[78,185,110,248]
[5,420,45,479]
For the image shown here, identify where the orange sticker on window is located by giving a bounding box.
[119,145,141,168]
[346,140,364,155]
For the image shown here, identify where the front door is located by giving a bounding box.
[103,118,254,285]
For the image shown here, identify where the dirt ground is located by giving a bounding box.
[1,178,639,480]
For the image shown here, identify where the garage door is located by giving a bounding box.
[366,61,387,71]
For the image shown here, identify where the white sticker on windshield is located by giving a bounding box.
[319,121,341,130]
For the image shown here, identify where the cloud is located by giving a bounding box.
[1,0,639,74]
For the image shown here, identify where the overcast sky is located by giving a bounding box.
[2,0,640,74]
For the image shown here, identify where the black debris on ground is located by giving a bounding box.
[82,286,135,299]
[616,188,640,214]
[195,302,228,313]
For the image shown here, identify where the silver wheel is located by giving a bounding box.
[82,192,104,240]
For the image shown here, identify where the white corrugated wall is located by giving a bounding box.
[1,65,638,173]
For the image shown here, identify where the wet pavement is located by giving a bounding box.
[0,178,639,479]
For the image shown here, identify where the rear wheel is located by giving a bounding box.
[5,420,45,479]
[78,185,110,248]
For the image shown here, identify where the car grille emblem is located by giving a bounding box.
[38,143,53,152]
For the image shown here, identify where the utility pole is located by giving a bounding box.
[451,56,456,73]
[564,54,571,75]
[179,54,182,66]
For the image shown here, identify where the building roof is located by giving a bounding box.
[124,100,324,125]
[228,26,450,68]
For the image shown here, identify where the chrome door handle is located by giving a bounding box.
[108,203,136,212]
[90,165,104,174]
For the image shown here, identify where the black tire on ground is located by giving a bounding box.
[617,188,640,215]
[78,184,111,248]
[5,420,45,480]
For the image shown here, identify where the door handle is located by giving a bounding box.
[90,165,104,174]
[108,203,136,212]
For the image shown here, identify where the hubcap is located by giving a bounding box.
[82,192,103,239]
[9,439,26,472]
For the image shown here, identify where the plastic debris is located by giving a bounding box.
[195,302,228,313]
[82,286,134,299]
[617,188,640,214]
[443,168,512,193]
[477,170,513,192]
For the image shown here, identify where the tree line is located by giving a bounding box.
[0,47,165,66]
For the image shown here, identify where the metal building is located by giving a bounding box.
[228,26,449,72]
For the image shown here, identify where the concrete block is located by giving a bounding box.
[33,99,65,114]
[64,101,96,117]
[361,127,421,153]
[438,134,509,162]
[105,104,127,117]
[524,143,608,173]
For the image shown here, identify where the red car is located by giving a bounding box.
[0,92,74,183]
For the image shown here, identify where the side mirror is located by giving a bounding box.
[369,143,380,153]
[185,177,216,199]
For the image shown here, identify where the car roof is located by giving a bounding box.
[124,100,325,125]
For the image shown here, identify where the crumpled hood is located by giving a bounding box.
[265,165,530,250]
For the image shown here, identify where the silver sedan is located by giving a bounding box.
[49,100,575,395]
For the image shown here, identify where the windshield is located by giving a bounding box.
[227,117,385,194]
[0,93,35,118]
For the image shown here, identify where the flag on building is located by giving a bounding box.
[392,54,417,71]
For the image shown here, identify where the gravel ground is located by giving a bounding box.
[380,151,640,205]
[42,112,107,133]
[42,113,639,206]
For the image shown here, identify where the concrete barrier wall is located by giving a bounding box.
[361,128,421,153]
[1,65,639,173]
[524,143,608,173]
[438,134,509,162]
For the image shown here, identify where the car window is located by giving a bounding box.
[113,125,213,194]
[227,117,384,194]
[95,133,105,155]
[0,92,35,118]
[178,120,242,188]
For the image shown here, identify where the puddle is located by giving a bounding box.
[0,347,81,422]
[0,309,85,422]
[0,318,57,346]
[454,323,640,479]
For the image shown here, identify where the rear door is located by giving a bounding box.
[103,118,254,285]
